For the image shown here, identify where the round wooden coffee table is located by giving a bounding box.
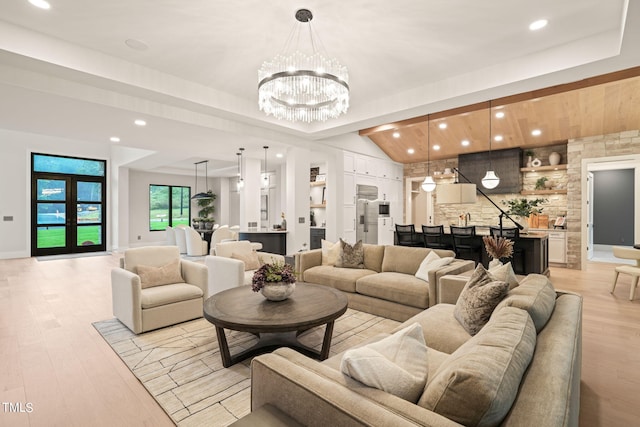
[203,282,348,367]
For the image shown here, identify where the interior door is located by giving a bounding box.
[32,175,106,256]
[587,171,594,260]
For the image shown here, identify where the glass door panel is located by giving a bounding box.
[75,180,104,248]
[35,178,68,251]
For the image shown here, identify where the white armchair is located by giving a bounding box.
[166,225,176,245]
[185,227,208,256]
[209,225,237,254]
[174,225,188,254]
[204,240,284,296]
[111,246,208,334]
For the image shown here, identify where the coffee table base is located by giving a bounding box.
[215,321,335,368]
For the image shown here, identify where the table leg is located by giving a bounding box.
[319,320,335,360]
[215,326,232,368]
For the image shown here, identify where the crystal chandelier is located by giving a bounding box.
[258,9,349,123]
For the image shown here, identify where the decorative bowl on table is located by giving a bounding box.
[251,261,296,301]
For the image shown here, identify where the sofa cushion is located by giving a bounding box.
[231,251,261,271]
[454,264,509,335]
[321,239,341,266]
[489,261,519,289]
[399,304,471,354]
[303,265,376,293]
[356,272,431,309]
[140,283,204,309]
[419,307,536,427]
[363,244,385,273]
[341,323,428,402]
[136,259,184,289]
[493,274,556,332]
[382,246,455,275]
[415,251,454,282]
[335,239,365,269]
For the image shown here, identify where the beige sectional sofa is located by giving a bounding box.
[297,244,475,322]
[248,273,583,426]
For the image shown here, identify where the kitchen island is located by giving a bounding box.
[238,230,288,255]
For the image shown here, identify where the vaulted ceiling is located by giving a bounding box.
[0,1,638,174]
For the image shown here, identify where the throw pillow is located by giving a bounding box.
[341,323,429,402]
[231,251,261,271]
[321,239,341,266]
[335,239,365,269]
[136,259,184,289]
[415,251,454,282]
[454,264,509,335]
[419,307,536,427]
[489,261,519,289]
[493,274,556,332]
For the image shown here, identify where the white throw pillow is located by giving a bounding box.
[489,261,519,289]
[341,323,428,402]
[321,239,342,266]
[415,251,454,282]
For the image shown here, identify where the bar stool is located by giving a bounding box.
[395,224,424,247]
[450,225,482,265]
[421,225,452,250]
[490,226,525,274]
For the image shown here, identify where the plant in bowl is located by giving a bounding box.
[535,177,548,190]
[501,197,547,217]
[252,261,296,301]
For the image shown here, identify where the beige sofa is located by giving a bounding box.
[297,244,475,322]
[248,273,583,426]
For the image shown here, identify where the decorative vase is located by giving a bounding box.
[488,259,503,269]
[526,156,533,168]
[549,152,561,166]
[260,282,296,301]
[544,180,554,189]
[517,216,529,234]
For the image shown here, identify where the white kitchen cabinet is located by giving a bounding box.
[343,205,356,244]
[548,231,567,263]
[378,217,395,245]
[344,152,356,173]
[343,172,356,205]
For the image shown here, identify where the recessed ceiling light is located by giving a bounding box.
[134,119,146,126]
[276,153,283,158]
[495,111,505,119]
[125,38,149,51]
[28,0,50,10]
[438,123,447,129]
[392,132,400,138]
[529,19,548,31]
[531,129,542,136]
[433,145,441,151]
[494,135,503,142]
[110,136,121,143]
[407,148,415,154]
[461,139,470,147]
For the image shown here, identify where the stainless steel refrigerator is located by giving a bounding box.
[356,184,378,244]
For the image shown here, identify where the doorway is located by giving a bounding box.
[31,153,107,256]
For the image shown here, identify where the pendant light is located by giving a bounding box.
[262,146,269,187]
[421,115,436,192]
[482,101,500,189]
[191,160,212,199]
[236,148,245,190]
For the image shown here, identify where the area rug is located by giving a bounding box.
[93,309,400,426]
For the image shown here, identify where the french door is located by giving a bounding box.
[31,154,106,256]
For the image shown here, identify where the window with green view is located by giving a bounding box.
[149,185,190,231]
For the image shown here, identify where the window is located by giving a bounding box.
[149,185,191,231]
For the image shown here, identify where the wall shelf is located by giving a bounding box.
[520,164,567,172]
[310,203,326,208]
[310,181,326,187]
[521,189,568,195]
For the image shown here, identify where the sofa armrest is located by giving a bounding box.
[427,260,474,306]
[180,259,209,298]
[251,348,461,427]
[297,249,322,278]
[204,255,245,296]
[437,274,470,305]
[111,267,143,334]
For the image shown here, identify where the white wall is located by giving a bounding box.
[0,129,110,259]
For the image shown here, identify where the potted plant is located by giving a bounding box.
[535,177,548,190]
[251,261,296,301]
[196,191,216,229]
[524,150,534,167]
[501,197,547,233]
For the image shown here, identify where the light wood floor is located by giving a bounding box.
[1,254,639,426]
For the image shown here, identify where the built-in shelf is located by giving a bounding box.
[310,203,326,208]
[520,164,567,172]
[521,189,568,195]
[310,181,326,187]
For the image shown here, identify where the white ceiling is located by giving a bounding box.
[0,0,638,176]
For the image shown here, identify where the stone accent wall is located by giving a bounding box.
[566,130,640,269]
